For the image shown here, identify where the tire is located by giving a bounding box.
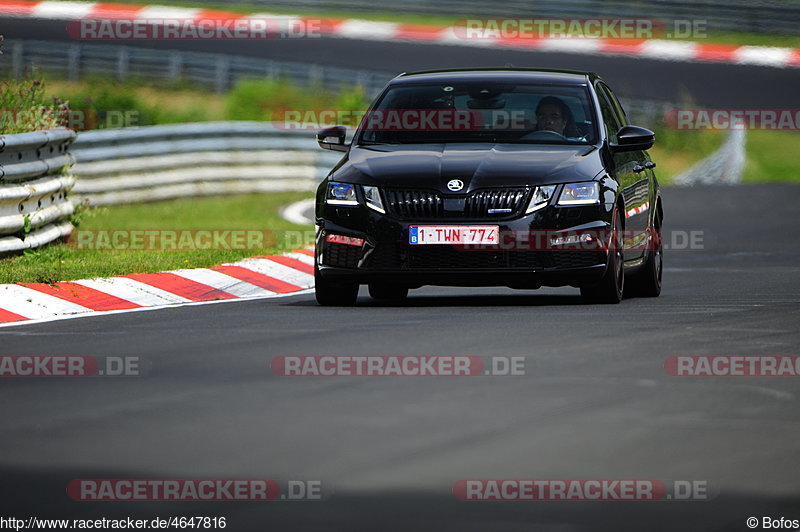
[580,208,624,304]
[368,283,409,301]
[626,213,663,298]
[314,265,359,306]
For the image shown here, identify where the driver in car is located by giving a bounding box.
[534,96,576,136]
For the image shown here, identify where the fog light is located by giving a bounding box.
[551,233,595,246]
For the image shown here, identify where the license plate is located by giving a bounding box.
[409,225,500,245]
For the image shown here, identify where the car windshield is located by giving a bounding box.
[358,82,597,145]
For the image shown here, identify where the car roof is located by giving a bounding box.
[391,68,598,86]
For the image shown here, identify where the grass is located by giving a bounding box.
[650,128,800,184]
[0,192,314,284]
[45,78,227,126]
[649,127,726,184]
[742,130,800,183]
[43,77,370,128]
[41,0,800,48]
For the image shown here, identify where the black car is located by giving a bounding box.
[313,68,663,305]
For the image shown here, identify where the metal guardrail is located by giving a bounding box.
[70,122,343,205]
[164,0,800,34]
[0,129,76,254]
[673,129,747,185]
[4,40,395,95]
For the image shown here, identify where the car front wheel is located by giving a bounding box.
[626,213,663,298]
[580,208,624,304]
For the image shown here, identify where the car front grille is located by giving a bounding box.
[383,188,530,219]
[367,244,605,270]
[408,246,507,269]
[383,189,443,218]
[464,189,529,218]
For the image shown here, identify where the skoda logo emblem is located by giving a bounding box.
[447,179,464,192]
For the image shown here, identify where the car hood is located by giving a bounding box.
[331,143,604,192]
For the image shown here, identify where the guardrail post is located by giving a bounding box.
[356,71,369,89]
[168,51,183,82]
[308,64,322,87]
[68,44,81,82]
[117,47,129,82]
[11,41,24,78]
[215,55,230,93]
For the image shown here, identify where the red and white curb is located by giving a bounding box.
[0,249,315,327]
[1,0,799,69]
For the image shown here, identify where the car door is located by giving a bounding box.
[595,82,649,261]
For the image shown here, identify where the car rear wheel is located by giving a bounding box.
[580,208,624,304]
[314,265,359,306]
[368,283,409,301]
[626,213,663,298]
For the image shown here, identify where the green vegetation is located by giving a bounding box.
[742,130,800,183]
[44,77,370,128]
[50,78,214,126]
[648,126,799,185]
[0,78,70,134]
[0,192,314,284]
[224,79,369,123]
[649,127,726,184]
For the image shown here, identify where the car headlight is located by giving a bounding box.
[558,182,600,205]
[363,186,385,214]
[525,185,556,214]
[325,182,358,206]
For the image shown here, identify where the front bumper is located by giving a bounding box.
[315,201,615,288]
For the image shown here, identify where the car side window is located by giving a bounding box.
[598,83,629,127]
[595,83,623,143]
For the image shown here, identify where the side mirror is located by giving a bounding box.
[611,125,654,152]
[316,125,348,152]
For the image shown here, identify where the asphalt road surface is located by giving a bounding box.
[1,184,799,531]
[3,16,800,108]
